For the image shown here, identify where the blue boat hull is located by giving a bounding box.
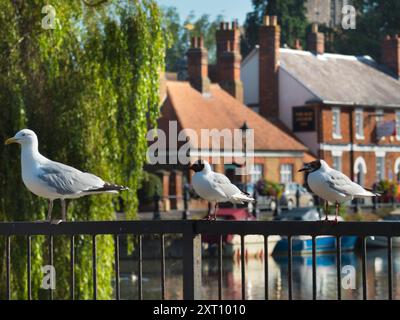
[272,235,358,256]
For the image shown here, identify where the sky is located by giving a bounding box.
[156,0,254,24]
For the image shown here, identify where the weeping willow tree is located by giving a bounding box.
[0,0,165,299]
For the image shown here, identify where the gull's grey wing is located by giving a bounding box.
[325,169,366,196]
[38,161,104,195]
[211,172,242,198]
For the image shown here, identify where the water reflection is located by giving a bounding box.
[120,248,400,300]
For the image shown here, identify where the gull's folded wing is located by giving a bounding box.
[211,172,242,198]
[38,161,104,195]
[325,169,372,196]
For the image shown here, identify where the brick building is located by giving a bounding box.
[241,16,400,189]
[147,22,313,211]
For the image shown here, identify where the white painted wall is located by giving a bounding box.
[241,49,321,155]
[241,50,259,106]
[279,67,320,154]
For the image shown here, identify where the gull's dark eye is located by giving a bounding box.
[22,133,26,136]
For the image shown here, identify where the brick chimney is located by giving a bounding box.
[382,34,400,78]
[187,36,211,94]
[307,23,324,54]
[259,15,280,119]
[215,21,243,102]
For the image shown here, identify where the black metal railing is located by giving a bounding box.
[0,220,399,300]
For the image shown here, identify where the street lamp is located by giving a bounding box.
[240,121,249,194]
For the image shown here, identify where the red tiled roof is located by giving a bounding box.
[164,81,308,152]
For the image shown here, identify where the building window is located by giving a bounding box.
[396,111,400,140]
[355,108,364,139]
[280,164,293,184]
[376,156,385,182]
[332,155,342,172]
[249,164,263,183]
[332,107,341,139]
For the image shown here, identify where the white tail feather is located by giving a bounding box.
[230,193,255,203]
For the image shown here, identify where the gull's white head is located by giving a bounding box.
[5,129,38,147]
[189,159,212,173]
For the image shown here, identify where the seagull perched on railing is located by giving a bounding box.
[5,129,128,223]
[190,160,254,220]
[299,159,380,222]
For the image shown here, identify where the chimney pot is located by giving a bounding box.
[263,15,270,26]
[220,22,225,30]
[311,23,318,33]
[270,16,278,26]
[307,24,324,54]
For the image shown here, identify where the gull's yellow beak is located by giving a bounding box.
[4,137,18,145]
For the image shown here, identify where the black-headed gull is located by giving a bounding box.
[299,159,380,222]
[5,129,128,223]
[189,160,254,220]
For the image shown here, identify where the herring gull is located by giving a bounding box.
[5,129,128,223]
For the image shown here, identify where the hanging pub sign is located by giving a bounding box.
[376,120,396,140]
[293,107,315,132]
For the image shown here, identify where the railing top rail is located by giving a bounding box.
[0,220,399,236]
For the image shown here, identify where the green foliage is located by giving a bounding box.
[161,6,224,71]
[377,180,397,197]
[137,172,162,204]
[0,0,165,299]
[242,0,308,57]
[329,0,400,61]
[256,179,283,198]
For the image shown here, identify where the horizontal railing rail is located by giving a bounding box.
[1,220,400,236]
[0,220,399,300]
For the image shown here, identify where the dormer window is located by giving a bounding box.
[332,107,342,139]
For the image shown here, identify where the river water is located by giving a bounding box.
[119,247,400,300]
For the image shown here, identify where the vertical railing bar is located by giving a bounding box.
[336,236,341,300]
[288,235,293,300]
[264,235,269,300]
[387,236,393,300]
[6,236,10,300]
[362,236,367,300]
[70,235,75,301]
[114,234,120,300]
[218,235,223,300]
[312,236,317,300]
[92,235,97,300]
[49,235,53,300]
[138,234,143,300]
[160,233,165,300]
[240,234,246,300]
[27,236,31,301]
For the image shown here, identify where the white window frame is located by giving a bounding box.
[280,164,293,184]
[332,155,342,172]
[332,107,342,139]
[396,110,400,141]
[355,108,364,140]
[376,154,385,182]
[249,164,263,183]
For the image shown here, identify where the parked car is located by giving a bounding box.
[280,183,314,210]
